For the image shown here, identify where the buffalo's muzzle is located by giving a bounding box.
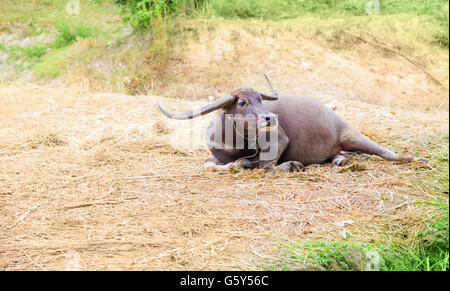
[258,113,278,132]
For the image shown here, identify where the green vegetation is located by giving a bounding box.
[117,0,186,30]
[199,0,448,48]
[115,0,448,49]
[0,0,447,83]
[271,240,369,270]
[0,21,97,75]
[5,44,47,59]
[115,0,186,90]
[0,0,124,78]
[272,206,448,271]
[0,43,48,72]
[23,45,47,58]
[382,201,448,271]
[203,0,448,19]
[33,43,102,78]
[272,219,449,271]
[52,22,97,49]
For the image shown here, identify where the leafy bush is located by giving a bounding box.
[118,0,186,30]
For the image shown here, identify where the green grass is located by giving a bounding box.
[33,46,78,78]
[34,41,105,78]
[0,20,97,74]
[270,240,372,270]
[271,224,449,271]
[0,20,100,76]
[0,0,123,34]
[0,0,127,80]
[200,0,449,48]
[203,0,449,19]
[23,44,47,58]
[381,202,449,271]
[382,246,449,271]
[0,43,48,71]
[52,22,97,49]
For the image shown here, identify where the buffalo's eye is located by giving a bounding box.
[238,99,247,106]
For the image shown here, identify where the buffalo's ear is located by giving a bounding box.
[260,93,279,101]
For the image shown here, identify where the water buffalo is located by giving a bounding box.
[157,75,428,172]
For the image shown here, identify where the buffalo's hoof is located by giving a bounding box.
[289,161,305,172]
[277,161,305,172]
[233,159,252,169]
[419,157,429,164]
[204,161,219,172]
[332,156,350,167]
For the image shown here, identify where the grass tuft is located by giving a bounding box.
[23,45,47,58]
[52,22,97,49]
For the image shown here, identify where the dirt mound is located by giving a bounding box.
[159,22,448,111]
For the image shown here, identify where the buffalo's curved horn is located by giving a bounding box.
[260,92,279,101]
[157,95,236,120]
[259,73,279,101]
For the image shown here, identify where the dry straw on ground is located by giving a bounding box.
[0,84,447,270]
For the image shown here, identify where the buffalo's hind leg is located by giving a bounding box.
[340,129,428,163]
